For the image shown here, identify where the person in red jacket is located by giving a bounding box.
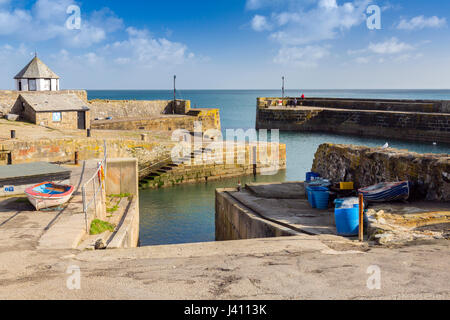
[301,93,305,99]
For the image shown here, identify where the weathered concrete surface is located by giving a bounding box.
[0,236,448,300]
[0,161,102,251]
[105,158,140,248]
[216,184,337,242]
[246,181,306,199]
[216,188,301,241]
[312,144,450,201]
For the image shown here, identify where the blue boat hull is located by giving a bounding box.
[359,182,410,202]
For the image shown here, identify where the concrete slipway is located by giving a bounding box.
[0,234,449,299]
[0,181,449,300]
[0,163,449,299]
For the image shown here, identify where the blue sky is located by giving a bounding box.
[0,0,449,89]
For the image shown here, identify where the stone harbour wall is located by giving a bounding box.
[311,143,450,201]
[89,99,172,119]
[0,137,173,174]
[256,107,450,144]
[91,108,221,133]
[88,99,192,119]
[257,97,450,113]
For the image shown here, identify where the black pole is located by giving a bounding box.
[282,76,285,98]
[10,130,15,139]
[173,75,176,114]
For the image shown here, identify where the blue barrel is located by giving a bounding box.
[334,206,359,236]
[306,186,316,208]
[309,186,329,210]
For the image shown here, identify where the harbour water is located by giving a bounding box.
[88,90,450,246]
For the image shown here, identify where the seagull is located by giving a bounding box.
[433,142,437,146]
[382,142,389,149]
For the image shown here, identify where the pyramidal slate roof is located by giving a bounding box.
[14,56,60,80]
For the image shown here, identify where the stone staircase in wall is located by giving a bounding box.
[139,148,215,189]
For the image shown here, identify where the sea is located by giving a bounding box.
[87,89,450,246]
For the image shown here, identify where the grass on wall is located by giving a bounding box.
[90,219,115,235]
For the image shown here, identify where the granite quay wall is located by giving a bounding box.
[91,108,221,133]
[312,143,450,201]
[257,97,450,113]
[256,106,450,144]
[88,99,192,119]
[89,99,171,119]
[0,138,173,175]
[215,189,298,241]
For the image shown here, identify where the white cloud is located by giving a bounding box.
[368,37,413,54]
[0,0,122,47]
[250,0,372,45]
[397,15,447,31]
[251,15,271,31]
[274,45,330,67]
[247,0,371,68]
[355,56,370,64]
[348,37,423,65]
[103,27,194,68]
[0,9,32,35]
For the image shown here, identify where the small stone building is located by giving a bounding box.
[14,55,60,92]
[16,93,90,130]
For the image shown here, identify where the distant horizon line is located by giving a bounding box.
[76,88,450,91]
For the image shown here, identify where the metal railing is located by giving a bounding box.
[81,141,107,232]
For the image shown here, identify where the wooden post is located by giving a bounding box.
[74,151,79,165]
[359,193,364,242]
[10,130,16,139]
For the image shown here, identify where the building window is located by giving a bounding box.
[52,112,62,122]
[44,79,51,91]
[28,79,37,91]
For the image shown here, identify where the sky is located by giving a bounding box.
[0,0,449,90]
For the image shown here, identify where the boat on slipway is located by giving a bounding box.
[25,182,75,211]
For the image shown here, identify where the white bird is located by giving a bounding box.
[382,142,389,149]
[433,142,437,146]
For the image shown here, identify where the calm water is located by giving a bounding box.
[88,90,450,246]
